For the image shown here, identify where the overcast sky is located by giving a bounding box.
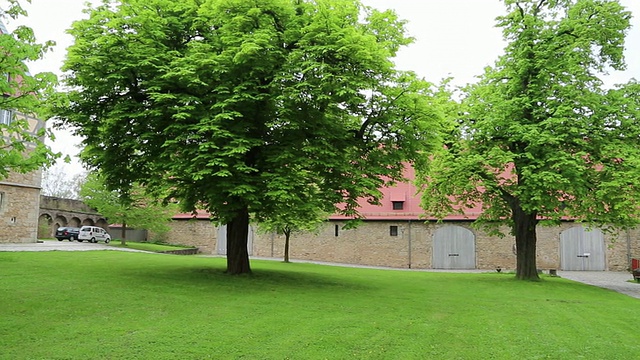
[7,0,640,175]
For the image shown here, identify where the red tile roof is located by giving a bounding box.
[328,165,482,221]
[172,209,211,220]
[172,165,483,221]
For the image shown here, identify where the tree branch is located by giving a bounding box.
[534,0,547,14]
[515,2,524,19]
[357,88,408,140]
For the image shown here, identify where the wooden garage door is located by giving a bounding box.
[560,226,605,271]
[217,225,254,256]
[433,226,476,269]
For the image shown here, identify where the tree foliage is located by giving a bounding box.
[418,0,640,280]
[0,0,58,177]
[257,192,329,263]
[54,0,442,274]
[79,172,177,245]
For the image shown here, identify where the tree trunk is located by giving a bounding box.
[226,208,251,275]
[120,221,127,246]
[283,228,291,263]
[513,205,539,280]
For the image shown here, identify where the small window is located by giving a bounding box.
[334,224,339,237]
[390,226,398,236]
[392,201,404,210]
[0,109,12,125]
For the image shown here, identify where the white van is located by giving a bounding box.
[78,226,111,243]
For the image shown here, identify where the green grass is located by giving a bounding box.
[0,252,638,359]
[108,241,195,252]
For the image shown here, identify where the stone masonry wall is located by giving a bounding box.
[160,217,640,271]
[0,169,42,243]
[164,219,219,255]
[631,228,640,265]
[40,196,97,214]
[251,220,639,271]
[253,221,413,268]
[4,168,42,188]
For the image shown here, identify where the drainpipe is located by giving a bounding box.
[270,232,275,258]
[408,220,412,269]
[626,229,632,270]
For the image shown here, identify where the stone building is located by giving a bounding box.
[251,166,639,272]
[0,111,49,243]
[37,196,109,239]
[166,166,640,272]
[0,21,49,243]
[255,220,637,272]
[0,152,43,243]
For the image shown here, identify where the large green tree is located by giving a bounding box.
[418,0,640,280]
[53,0,440,274]
[0,0,58,177]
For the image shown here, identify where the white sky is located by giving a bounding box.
[6,0,640,175]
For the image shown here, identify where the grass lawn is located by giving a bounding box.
[0,251,638,359]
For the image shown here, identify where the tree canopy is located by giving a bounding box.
[418,0,640,280]
[0,0,58,178]
[257,187,329,263]
[53,0,441,274]
[80,172,177,245]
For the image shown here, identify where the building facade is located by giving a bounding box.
[166,165,640,272]
[0,113,48,243]
[166,215,638,272]
[37,196,109,239]
[0,21,50,243]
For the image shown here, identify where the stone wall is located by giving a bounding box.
[38,195,108,238]
[0,111,48,243]
[160,217,640,271]
[0,162,42,243]
[4,167,42,188]
[164,219,219,255]
[251,220,639,271]
[0,183,40,243]
[40,196,97,214]
[254,221,413,268]
[632,228,640,264]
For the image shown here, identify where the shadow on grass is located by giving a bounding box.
[115,261,373,294]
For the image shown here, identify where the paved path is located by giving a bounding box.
[0,241,146,253]
[2,243,638,299]
[558,271,640,300]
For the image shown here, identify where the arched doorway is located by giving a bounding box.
[433,225,476,269]
[560,226,605,271]
[38,213,53,239]
[69,217,82,227]
[96,219,109,229]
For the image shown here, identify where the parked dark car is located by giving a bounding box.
[55,227,80,241]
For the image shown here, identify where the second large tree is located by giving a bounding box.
[54,0,440,274]
[419,0,640,280]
